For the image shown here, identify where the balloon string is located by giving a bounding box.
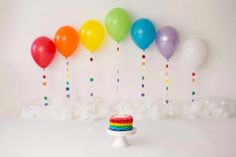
[165,59,169,104]
[89,53,94,97]
[65,58,70,98]
[192,70,196,102]
[42,69,48,106]
[141,51,146,97]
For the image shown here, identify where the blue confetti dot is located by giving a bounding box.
[66,87,70,91]
[141,84,144,88]
[44,103,48,106]
[165,100,169,104]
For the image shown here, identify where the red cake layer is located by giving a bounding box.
[109,115,133,124]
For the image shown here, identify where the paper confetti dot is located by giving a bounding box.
[192,72,195,77]
[65,73,70,78]
[44,96,48,100]
[192,91,195,95]
[142,55,145,59]
[90,93,94,97]
[141,62,146,66]
[43,75,46,79]
[165,100,169,104]
[90,57,93,61]
[142,76,145,80]
[44,103,48,106]
[66,81,69,85]
[66,94,70,98]
[90,78,94,82]
[43,82,47,86]
[117,47,119,51]
[117,78,119,82]
[166,64,169,68]
[164,79,169,85]
[66,87,70,91]
[141,84,144,88]
[141,93,145,97]
[166,86,168,90]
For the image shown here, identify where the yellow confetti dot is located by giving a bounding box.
[163,79,170,85]
[65,73,70,78]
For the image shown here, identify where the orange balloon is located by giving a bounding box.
[54,26,79,58]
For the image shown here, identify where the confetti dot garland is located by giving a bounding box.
[191,71,196,102]
[42,70,49,106]
[140,51,146,97]
[116,44,120,92]
[164,59,170,104]
[89,53,95,97]
[65,58,71,98]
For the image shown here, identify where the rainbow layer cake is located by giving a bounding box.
[109,115,133,131]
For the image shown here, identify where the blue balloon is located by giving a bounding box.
[130,18,157,50]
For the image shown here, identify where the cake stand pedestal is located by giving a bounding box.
[107,128,136,147]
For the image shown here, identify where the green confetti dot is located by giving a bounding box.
[44,96,48,100]
[192,91,195,95]
[141,76,145,80]
[66,81,69,85]
[90,78,94,82]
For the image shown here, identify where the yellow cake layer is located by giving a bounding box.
[109,122,132,126]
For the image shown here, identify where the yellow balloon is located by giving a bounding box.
[79,20,105,53]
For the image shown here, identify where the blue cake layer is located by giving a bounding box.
[109,126,133,131]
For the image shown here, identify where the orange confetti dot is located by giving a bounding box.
[43,82,47,86]
[142,62,146,66]
[192,78,195,83]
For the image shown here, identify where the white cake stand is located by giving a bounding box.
[107,127,136,147]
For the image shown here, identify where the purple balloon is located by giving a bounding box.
[155,26,179,60]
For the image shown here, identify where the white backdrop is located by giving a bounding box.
[0,0,236,109]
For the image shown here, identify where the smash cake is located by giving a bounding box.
[109,115,133,131]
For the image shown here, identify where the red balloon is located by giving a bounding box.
[31,36,56,69]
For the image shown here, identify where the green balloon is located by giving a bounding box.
[105,8,131,43]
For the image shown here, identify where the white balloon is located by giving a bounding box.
[181,38,206,69]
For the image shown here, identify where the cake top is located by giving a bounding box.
[110,114,133,123]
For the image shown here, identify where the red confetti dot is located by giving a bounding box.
[166,64,169,68]
[192,72,195,76]
[142,55,145,59]
[90,57,93,62]
[43,75,46,79]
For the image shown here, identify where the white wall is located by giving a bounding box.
[0,0,236,108]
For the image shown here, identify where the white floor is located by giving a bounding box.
[0,118,235,157]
